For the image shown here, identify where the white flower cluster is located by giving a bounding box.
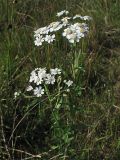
[34,10,92,45]
[34,21,63,46]
[61,16,71,26]
[14,91,21,98]
[56,10,69,17]
[64,80,73,87]
[73,15,92,21]
[62,23,89,43]
[27,68,73,97]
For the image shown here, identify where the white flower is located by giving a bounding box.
[67,32,78,43]
[73,15,92,21]
[27,67,74,97]
[33,86,44,97]
[62,27,72,37]
[50,68,61,75]
[48,21,63,32]
[37,68,46,78]
[61,17,71,26]
[14,91,21,98]
[26,85,33,91]
[34,34,44,46]
[81,16,92,21]
[33,68,46,85]
[45,74,56,84]
[36,68,46,85]
[56,10,69,17]
[62,23,89,43]
[64,80,73,87]
[66,89,70,92]
[34,26,49,35]
[35,77,42,85]
[73,14,82,19]
[33,12,91,47]
[29,69,45,85]
[73,23,89,36]
[29,70,38,83]
[45,34,55,43]
[73,22,88,30]
[62,27,78,43]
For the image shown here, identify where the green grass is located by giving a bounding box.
[0,0,120,159]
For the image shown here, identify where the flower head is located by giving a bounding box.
[50,68,61,75]
[26,85,33,91]
[33,86,44,97]
[48,21,63,32]
[29,70,38,83]
[34,11,91,46]
[34,26,49,35]
[34,34,44,46]
[27,67,74,97]
[81,16,92,21]
[29,68,46,85]
[64,80,73,87]
[45,34,55,43]
[62,22,89,43]
[56,10,69,17]
[61,17,71,26]
[14,91,21,98]
[73,14,82,19]
[73,15,92,21]
[45,74,56,84]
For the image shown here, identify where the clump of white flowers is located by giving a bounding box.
[14,91,21,99]
[56,10,69,17]
[34,10,92,45]
[61,16,71,26]
[26,68,73,97]
[28,11,92,97]
[45,34,55,43]
[48,21,63,32]
[62,23,88,43]
[64,80,73,87]
[73,15,92,21]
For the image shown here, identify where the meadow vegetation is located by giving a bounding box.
[0,0,120,159]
